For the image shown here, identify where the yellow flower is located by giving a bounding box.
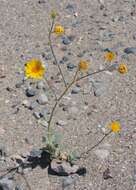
[51,10,57,19]
[109,121,121,133]
[104,52,116,62]
[54,25,64,35]
[25,59,45,79]
[118,63,128,74]
[79,60,89,71]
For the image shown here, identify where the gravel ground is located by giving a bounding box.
[0,0,136,189]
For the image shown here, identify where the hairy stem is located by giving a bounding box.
[47,69,79,139]
[48,19,67,88]
[76,68,107,82]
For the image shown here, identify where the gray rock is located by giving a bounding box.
[71,86,80,94]
[36,81,45,89]
[91,80,106,97]
[124,47,136,54]
[62,56,69,62]
[15,81,24,88]
[62,175,79,189]
[25,88,36,97]
[77,52,84,57]
[29,148,42,158]
[94,87,105,97]
[0,146,6,157]
[59,60,65,64]
[40,108,49,118]
[33,111,41,119]
[50,159,79,175]
[56,120,67,126]
[67,63,76,71]
[15,185,24,190]
[29,101,39,110]
[45,54,52,60]
[38,0,45,4]
[37,93,48,105]
[22,100,31,108]
[61,46,67,51]
[68,35,75,42]
[62,36,71,45]
[0,177,13,190]
[66,3,76,14]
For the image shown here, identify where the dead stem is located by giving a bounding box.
[48,18,67,88]
[79,130,112,159]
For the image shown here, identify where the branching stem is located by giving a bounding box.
[48,18,67,88]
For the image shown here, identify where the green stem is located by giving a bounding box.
[48,19,67,88]
[47,69,79,139]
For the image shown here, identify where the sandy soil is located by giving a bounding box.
[0,0,136,189]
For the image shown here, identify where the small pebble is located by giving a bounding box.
[124,47,136,54]
[22,100,31,108]
[45,54,52,60]
[56,120,67,126]
[0,177,13,190]
[62,36,71,45]
[66,3,76,14]
[15,81,24,88]
[37,93,48,105]
[67,63,76,71]
[33,111,41,119]
[15,185,24,190]
[25,88,36,97]
[91,80,106,97]
[62,56,69,62]
[29,101,39,110]
[71,86,80,94]
[29,148,42,158]
[59,60,65,64]
[62,175,79,188]
[38,0,45,4]
[37,81,45,89]
[40,108,49,118]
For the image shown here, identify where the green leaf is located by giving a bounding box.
[68,151,78,163]
[51,132,63,145]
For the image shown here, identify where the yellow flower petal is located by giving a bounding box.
[104,52,116,62]
[118,63,128,74]
[109,121,121,133]
[25,59,45,79]
[79,60,90,71]
[54,25,64,35]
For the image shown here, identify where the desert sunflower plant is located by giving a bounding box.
[23,10,128,163]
